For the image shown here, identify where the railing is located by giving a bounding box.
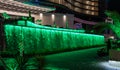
[48,0,99,16]
[0,0,54,14]
[74,17,97,25]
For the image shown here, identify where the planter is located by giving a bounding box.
[109,49,120,67]
[109,49,120,61]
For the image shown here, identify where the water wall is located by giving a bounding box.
[4,21,105,54]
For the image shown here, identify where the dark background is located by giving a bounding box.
[107,0,120,13]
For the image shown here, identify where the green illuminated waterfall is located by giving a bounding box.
[4,21,105,54]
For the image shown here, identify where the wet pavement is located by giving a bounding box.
[45,47,120,70]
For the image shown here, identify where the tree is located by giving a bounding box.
[93,11,120,38]
[93,22,111,34]
[105,11,120,38]
[2,12,10,19]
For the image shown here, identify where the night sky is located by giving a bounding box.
[108,0,120,13]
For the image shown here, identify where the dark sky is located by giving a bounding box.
[108,0,120,13]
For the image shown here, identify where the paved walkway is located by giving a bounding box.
[44,47,120,70]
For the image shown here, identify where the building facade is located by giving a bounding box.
[39,0,106,21]
[48,0,99,16]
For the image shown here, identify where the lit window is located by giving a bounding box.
[86,6,90,9]
[91,12,94,15]
[74,8,81,12]
[91,7,94,10]
[91,3,95,5]
[86,1,90,4]
[86,10,90,14]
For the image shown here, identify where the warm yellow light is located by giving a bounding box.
[86,1,90,4]
[91,7,95,10]
[86,6,89,9]
[86,11,89,14]
[91,3,95,5]
[91,12,94,15]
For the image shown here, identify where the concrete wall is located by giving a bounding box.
[35,13,74,28]
[109,49,120,61]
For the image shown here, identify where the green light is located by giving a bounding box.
[17,21,85,33]
[3,58,18,70]
[2,12,10,19]
[105,11,120,37]
[4,24,105,54]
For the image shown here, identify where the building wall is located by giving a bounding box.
[36,13,74,28]
[47,0,99,16]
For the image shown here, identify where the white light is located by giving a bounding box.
[109,36,114,39]
[52,14,55,17]
[40,13,43,20]
[99,61,120,70]
[109,60,120,67]
[52,14,55,22]
[63,15,66,21]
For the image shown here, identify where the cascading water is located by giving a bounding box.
[4,21,105,54]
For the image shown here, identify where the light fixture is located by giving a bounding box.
[52,14,55,22]
[40,13,43,20]
[63,15,66,22]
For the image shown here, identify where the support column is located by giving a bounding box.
[0,19,6,51]
[0,21,3,51]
